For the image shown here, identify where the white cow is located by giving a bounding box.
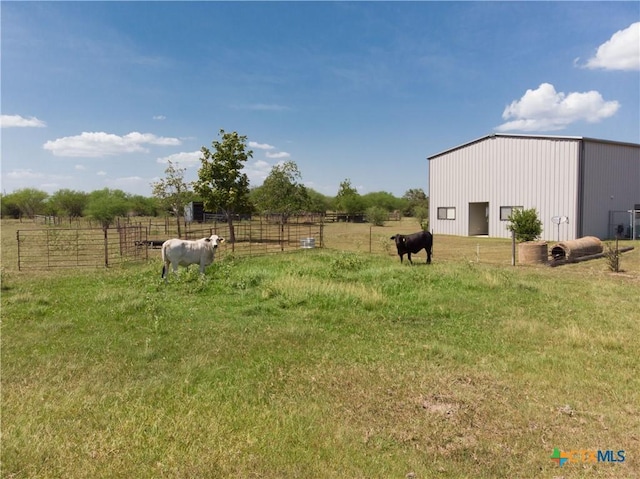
[161,234,225,281]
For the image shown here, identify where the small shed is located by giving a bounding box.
[184,202,205,223]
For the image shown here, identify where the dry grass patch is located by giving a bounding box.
[262,274,387,310]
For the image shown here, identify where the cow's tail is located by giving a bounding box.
[161,242,167,278]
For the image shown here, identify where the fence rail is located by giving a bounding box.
[183,222,324,258]
[16,226,148,270]
[17,226,148,270]
[15,222,324,270]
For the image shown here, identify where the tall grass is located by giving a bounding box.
[2,236,640,477]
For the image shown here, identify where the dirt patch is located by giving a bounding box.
[421,395,459,418]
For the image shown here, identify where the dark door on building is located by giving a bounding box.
[469,202,489,236]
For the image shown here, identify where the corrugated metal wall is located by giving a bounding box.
[582,141,640,239]
[429,136,580,241]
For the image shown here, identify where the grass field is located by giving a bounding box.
[2,219,639,478]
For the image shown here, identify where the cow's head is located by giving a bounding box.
[205,234,225,248]
[390,235,405,245]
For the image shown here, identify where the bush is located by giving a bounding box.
[507,208,542,242]
[329,252,364,277]
[365,206,387,226]
[412,205,428,228]
[604,242,621,272]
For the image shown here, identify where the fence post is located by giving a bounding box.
[369,226,372,254]
[280,222,284,252]
[119,226,124,257]
[104,228,109,268]
[16,231,21,271]
[144,227,149,261]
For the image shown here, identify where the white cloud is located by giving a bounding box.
[153,115,167,120]
[157,150,202,167]
[107,176,145,185]
[5,169,72,185]
[75,164,86,170]
[105,176,154,195]
[6,169,45,180]
[43,131,181,157]
[266,151,291,159]
[585,22,640,71]
[249,141,291,160]
[97,171,107,176]
[243,159,273,185]
[249,141,275,150]
[496,83,620,132]
[156,151,279,186]
[1,114,46,128]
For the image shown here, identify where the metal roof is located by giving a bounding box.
[427,133,640,160]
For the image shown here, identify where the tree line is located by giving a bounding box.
[1,130,428,235]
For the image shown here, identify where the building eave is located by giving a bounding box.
[427,133,640,160]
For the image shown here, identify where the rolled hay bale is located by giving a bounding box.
[518,241,548,265]
[551,236,603,261]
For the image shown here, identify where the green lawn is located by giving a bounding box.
[2,224,639,478]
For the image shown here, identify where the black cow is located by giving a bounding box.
[390,231,432,264]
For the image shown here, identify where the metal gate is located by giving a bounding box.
[608,210,640,240]
[17,226,148,270]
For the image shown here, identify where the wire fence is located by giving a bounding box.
[15,221,324,271]
[324,224,515,266]
[16,226,148,270]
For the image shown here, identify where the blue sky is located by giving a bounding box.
[2,1,639,198]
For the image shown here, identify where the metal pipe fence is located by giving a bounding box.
[16,226,148,270]
[15,221,324,270]
[184,221,324,258]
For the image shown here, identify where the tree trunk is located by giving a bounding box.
[227,214,236,249]
[176,215,182,238]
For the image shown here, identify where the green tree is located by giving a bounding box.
[306,188,331,213]
[335,179,364,219]
[413,205,429,230]
[7,188,49,219]
[84,188,129,230]
[49,189,88,217]
[128,195,159,217]
[403,188,429,217]
[252,161,309,222]
[0,193,22,219]
[361,191,404,212]
[507,207,543,242]
[151,160,191,238]
[365,206,388,226]
[193,129,252,244]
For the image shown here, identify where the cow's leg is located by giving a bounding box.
[426,249,432,264]
[407,253,413,264]
[399,253,404,263]
[199,261,206,276]
[162,261,169,282]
